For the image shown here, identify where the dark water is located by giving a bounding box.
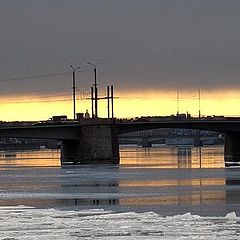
[0,145,239,216]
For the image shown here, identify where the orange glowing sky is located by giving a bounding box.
[0,89,240,121]
[1,1,240,121]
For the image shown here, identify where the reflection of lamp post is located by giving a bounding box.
[70,65,80,120]
[87,62,98,118]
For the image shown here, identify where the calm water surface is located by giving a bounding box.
[0,145,239,216]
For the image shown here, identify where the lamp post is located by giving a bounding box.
[87,62,98,118]
[177,90,180,116]
[70,65,80,120]
[198,88,201,118]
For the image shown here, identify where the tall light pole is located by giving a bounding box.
[70,65,80,120]
[198,88,201,118]
[87,62,98,118]
[177,90,180,116]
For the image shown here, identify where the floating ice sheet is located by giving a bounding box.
[0,206,239,239]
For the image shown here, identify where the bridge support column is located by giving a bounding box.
[61,124,119,165]
[61,140,81,165]
[224,133,240,165]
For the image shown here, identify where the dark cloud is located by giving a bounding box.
[0,0,240,96]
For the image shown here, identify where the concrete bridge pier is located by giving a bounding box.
[61,140,81,164]
[61,124,120,165]
[224,133,240,165]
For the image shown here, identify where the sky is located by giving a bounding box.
[0,0,240,120]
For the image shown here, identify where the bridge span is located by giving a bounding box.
[0,119,239,165]
[117,120,240,134]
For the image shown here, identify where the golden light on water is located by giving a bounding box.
[119,191,226,206]
[0,89,240,121]
[120,178,225,188]
[120,146,224,169]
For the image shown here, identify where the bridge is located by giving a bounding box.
[119,134,222,147]
[0,118,239,165]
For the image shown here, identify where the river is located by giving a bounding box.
[0,145,240,239]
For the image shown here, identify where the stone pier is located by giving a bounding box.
[224,133,240,165]
[61,120,119,165]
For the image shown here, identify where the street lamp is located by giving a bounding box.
[87,62,98,118]
[198,88,201,118]
[70,65,80,120]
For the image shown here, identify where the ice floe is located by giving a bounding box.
[225,212,237,219]
[0,206,239,239]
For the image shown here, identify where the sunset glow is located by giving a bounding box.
[0,89,240,121]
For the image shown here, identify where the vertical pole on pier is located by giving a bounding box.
[87,62,98,118]
[91,86,94,118]
[177,90,179,116]
[70,65,80,120]
[107,86,110,118]
[198,88,201,119]
[111,85,114,119]
[94,67,98,118]
[72,70,76,120]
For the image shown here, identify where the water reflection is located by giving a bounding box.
[0,149,60,167]
[0,171,227,208]
[119,177,226,206]
[0,146,238,216]
[0,146,225,169]
[226,168,240,205]
[120,191,226,206]
[61,181,119,206]
[120,146,224,168]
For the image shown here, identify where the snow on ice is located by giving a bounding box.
[0,206,239,239]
